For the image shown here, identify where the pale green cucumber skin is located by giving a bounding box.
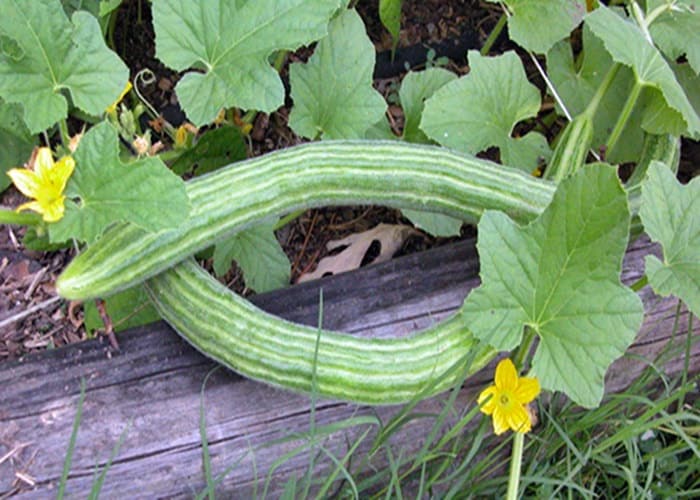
[544,114,594,182]
[58,140,555,301]
[145,258,495,405]
[627,133,680,190]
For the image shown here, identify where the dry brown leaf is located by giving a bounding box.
[297,223,417,283]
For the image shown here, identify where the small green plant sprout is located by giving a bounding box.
[478,358,540,435]
[7,147,75,222]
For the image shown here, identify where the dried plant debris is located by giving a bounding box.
[297,223,418,282]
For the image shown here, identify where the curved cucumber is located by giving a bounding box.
[145,259,495,404]
[58,140,556,301]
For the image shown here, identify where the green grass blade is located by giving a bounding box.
[57,378,87,500]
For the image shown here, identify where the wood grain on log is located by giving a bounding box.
[0,236,697,498]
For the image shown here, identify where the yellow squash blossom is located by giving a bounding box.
[106,81,133,115]
[478,358,540,435]
[7,148,75,222]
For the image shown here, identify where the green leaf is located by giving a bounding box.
[84,285,160,334]
[289,9,386,140]
[364,116,396,140]
[49,122,190,243]
[586,5,700,138]
[640,162,700,318]
[98,0,123,17]
[0,99,36,192]
[672,62,700,117]
[379,0,402,49]
[152,0,339,126]
[546,25,644,163]
[486,0,586,53]
[0,0,129,133]
[420,50,549,171]
[462,164,643,408]
[213,222,290,293]
[399,68,456,143]
[170,126,247,176]
[401,209,462,237]
[648,0,700,75]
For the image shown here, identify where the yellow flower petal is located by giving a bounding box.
[494,358,518,391]
[39,195,66,222]
[34,147,55,178]
[16,200,43,214]
[479,358,540,435]
[478,385,498,415]
[8,148,74,222]
[506,404,531,434]
[106,81,132,114]
[491,407,511,435]
[7,168,40,198]
[515,376,541,404]
[49,156,75,193]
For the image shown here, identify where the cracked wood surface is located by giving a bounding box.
[1,236,698,498]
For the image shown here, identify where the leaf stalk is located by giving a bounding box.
[0,208,41,226]
[605,80,643,157]
[506,432,524,500]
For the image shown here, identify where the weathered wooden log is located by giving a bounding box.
[0,236,697,497]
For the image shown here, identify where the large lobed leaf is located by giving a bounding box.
[462,164,643,408]
[153,0,340,126]
[0,0,128,133]
[647,0,700,76]
[421,50,550,171]
[49,122,190,243]
[586,5,700,138]
[289,8,386,140]
[640,162,700,318]
[400,68,456,144]
[487,0,586,53]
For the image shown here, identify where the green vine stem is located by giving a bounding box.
[629,274,648,292]
[0,208,41,226]
[274,209,305,231]
[582,63,621,120]
[58,119,71,148]
[605,80,643,157]
[506,432,525,500]
[512,326,536,372]
[480,14,507,56]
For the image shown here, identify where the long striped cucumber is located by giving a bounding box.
[145,259,495,404]
[57,140,556,301]
[543,113,594,182]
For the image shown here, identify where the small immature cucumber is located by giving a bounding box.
[626,132,680,190]
[57,141,556,301]
[145,259,495,404]
[544,113,594,182]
